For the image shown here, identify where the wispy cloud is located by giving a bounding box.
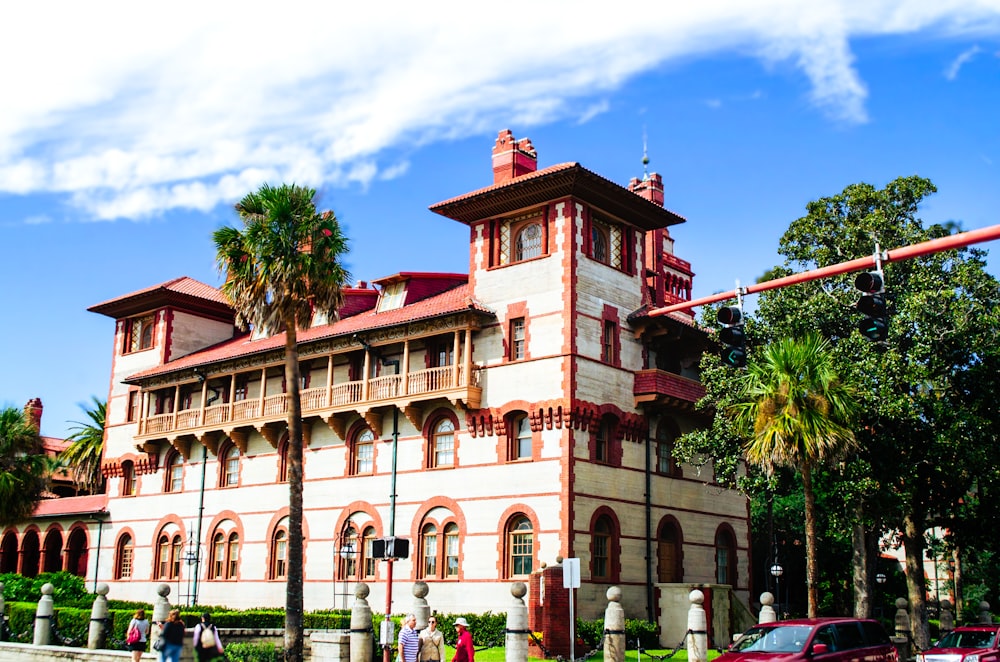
[1,1,998,220]
[945,45,982,80]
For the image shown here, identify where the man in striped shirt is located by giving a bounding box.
[398,614,420,662]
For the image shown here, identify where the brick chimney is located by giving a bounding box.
[628,173,665,207]
[24,398,43,431]
[492,129,537,184]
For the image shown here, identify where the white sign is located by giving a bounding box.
[563,557,581,589]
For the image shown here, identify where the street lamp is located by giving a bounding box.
[339,542,356,610]
[875,571,887,618]
[770,562,784,619]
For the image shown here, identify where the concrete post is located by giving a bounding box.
[687,589,708,662]
[938,600,954,634]
[603,586,625,662]
[979,601,991,624]
[151,583,171,643]
[891,598,911,662]
[758,593,776,624]
[88,583,110,649]
[412,581,430,631]
[506,582,529,662]
[33,582,54,646]
[0,581,5,639]
[351,582,373,662]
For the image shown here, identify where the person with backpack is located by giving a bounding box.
[126,608,151,662]
[192,612,224,661]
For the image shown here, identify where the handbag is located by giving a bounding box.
[153,635,166,651]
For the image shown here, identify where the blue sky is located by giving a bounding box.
[2,2,999,438]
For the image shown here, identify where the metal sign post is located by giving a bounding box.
[563,558,581,662]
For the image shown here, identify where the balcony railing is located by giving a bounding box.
[138,365,481,438]
[633,369,705,407]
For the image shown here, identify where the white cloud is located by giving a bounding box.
[1,1,999,219]
[945,45,982,80]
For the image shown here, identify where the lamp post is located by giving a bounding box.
[875,572,887,618]
[770,562,784,618]
[338,542,356,610]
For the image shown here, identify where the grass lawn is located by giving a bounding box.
[462,646,723,662]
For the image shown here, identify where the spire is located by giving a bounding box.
[642,126,650,181]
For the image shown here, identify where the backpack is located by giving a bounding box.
[126,623,140,644]
[200,624,216,649]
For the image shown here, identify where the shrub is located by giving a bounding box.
[225,641,282,661]
[576,617,658,650]
[0,571,87,603]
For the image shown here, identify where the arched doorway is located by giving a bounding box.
[42,529,65,573]
[0,531,18,573]
[657,518,683,583]
[66,527,89,577]
[20,530,41,577]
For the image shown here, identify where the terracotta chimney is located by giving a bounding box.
[628,173,665,207]
[24,398,43,432]
[492,129,538,184]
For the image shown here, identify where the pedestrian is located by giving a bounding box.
[192,612,224,662]
[157,608,186,662]
[420,615,445,662]
[398,613,420,662]
[452,617,474,662]
[126,608,151,662]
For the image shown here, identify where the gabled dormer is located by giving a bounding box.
[372,273,468,313]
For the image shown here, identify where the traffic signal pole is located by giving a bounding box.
[648,223,1000,317]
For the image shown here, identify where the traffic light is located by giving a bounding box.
[855,271,888,341]
[717,306,746,368]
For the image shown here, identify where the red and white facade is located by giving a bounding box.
[4,130,750,639]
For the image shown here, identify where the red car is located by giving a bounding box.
[919,625,1000,662]
[718,618,897,662]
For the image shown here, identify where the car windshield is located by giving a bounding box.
[732,626,813,653]
[935,630,997,649]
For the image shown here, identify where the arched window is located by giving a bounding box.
[592,223,609,264]
[658,519,683,583]
[209,522,239,580]
[431,418,455,468]
[165,452,184,492]
[156,532,183,580]
[591,516,614,581]
[656,419,681,477]
[508,413,532,461]
[115,533,134,580]
[715,527,736,586]
[121,461,136,496]
[340,526,359,580]
[277,437,289,483]
[271,523,288,580]
[362,526,377,579]
[515,223,542,261]
[506,515,533,578]
[220,445,240,487]
[421,524,438,578]
[352,429,375,475]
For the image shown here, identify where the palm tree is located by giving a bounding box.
[59,397,107,494]
[0,406,55,526]
[730,333,859,617]
[214,183,349,662]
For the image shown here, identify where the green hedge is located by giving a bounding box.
[224,641,282,662]
[0,572,88,604]
[576,617,659,649]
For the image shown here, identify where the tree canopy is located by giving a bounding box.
[59,397,107,494]
[0,406,54,526]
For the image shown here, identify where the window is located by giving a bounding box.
[444,523,459,578]
[589,218,624,269]
[377,281,406,312]
[514,222,542,261]
[432,418,455,468]
[115,534,134,579]
[221,445,240,487]
[124,315,156,353]
[510,318,525,360]
[234,378,248,402]
[156,533,182,579]
[656,420,681,476]
[594,421,609,464]
[592,516,613,580]
[507,516,533,577]
[592,416,619,465]
[121,461,136,497]
[602,320,617,363]
[340,527,359,579]
[352,429,375,475]
[154,391,174,415]
[271,528,288,579]
[592,223,609,264]
[510,414,532,461]
[363,527,377,578]
[210,528,239,580]
[277,438,289,483]
[430,340,453,368]
[715,527,736,586]
[165,452,184,492]
[421,524,438,578]
[126,391,140,423]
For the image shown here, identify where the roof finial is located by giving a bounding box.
[642,125,650,180]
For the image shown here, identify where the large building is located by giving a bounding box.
[3,131,750,637]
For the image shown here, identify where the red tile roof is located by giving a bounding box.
[88,276,234,321]
[126,282,494,382]
[33,493,108,518]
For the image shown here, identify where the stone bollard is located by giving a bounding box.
[88,583,110,649]
[687,589,708,662]
[979,601,991,624]
[758,593,776,624]
[350,583,373,662]
[891,598,911,662]
[939,600,954,634]
[0,581,5,640]
[603,586,625,662]
[151,583,171,644]
[506,582,529,662]
[412,581,430,631]
[33,582,54,646]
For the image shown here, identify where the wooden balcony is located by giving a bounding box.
[633,369,705,411]
[137,365,482,447]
